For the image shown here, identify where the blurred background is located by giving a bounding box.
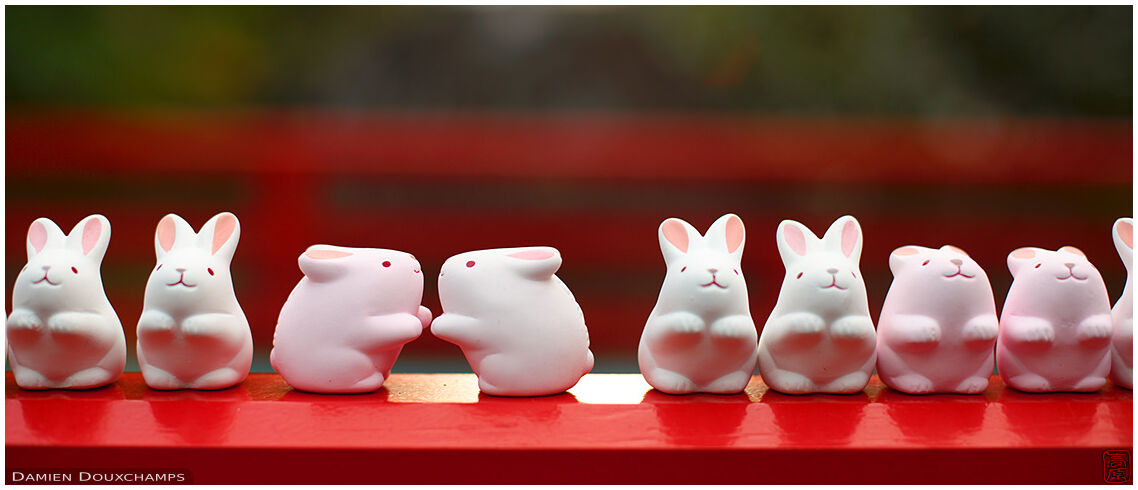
[6,5,1132,373]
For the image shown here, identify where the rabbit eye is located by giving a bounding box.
[1035,263,1041,268]
[680,266,687,272]
[156,264,162,271]
[734,269,739,275]
[921,260,930,266]
[852,272,857,278]
[796,272,803,279]
[207,268,215,276]
[71,267,78,274]
[382,261,392,268]
[466,261,475,268]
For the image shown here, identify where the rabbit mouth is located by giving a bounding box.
[32,274,60,286]
[701,276,728,289]
[167,278,196,288]
[821,277,847,290]
[944,267,975,279]
[1057,265,1087,281]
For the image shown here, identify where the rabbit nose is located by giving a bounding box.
[826,268,838,274]
[1064,262,1075,268]
[708,268,719,274]
[176,268,187,273]
[950,259,963,266]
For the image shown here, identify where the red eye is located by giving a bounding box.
[157,264,162,271]
[852,272,857,278]
[796,272,803,279]
[382,261,391,268]
[71,267,78,274]
[1035,263,1041,268]
[466,261,475,268]
[922,260,930,266]
[207,268,215,276]
[680,266,687,272]
[734,269,739,275]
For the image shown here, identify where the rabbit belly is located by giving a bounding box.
[641,326,758,388]
[877,337,994,393]
[138,323,251,385]
[761,334,875,388]
[9,320,123,383]
[997,332,1110,391]
[277,346,386,393]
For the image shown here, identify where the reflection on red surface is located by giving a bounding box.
[877,387,992,444]
[10,383,123,445]
[757,386,870,446]
[641,389,751,446]
[143,386,250,445]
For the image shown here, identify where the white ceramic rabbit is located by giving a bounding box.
[876,245,999,394]
[1110,218,1133,389]
[136,212,253,390]
[431,246,594,396]
[271,245,432,393]
[638,213,757,394]
[758,215,876,394]
[997,246,1112,392]
[7,215,125,389]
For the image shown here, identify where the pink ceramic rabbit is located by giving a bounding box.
[270,245,432,393]
[431,247,594,396]
[136,212,253,390]
[7,215,126,389]
[758,216,876,394]
[997,246,1112,392]
[638,214,758,394]
[1110,218,1133,389]
[876,245,999,394]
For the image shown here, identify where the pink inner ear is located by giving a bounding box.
[157,217,177,252]
[212,214,237,255]
[662,220,689,253]
[894,247,919,256]
[725,216,744,253]
[305,249,352,260]
[508,249,555,260]
[1119,221,1133,249]
[28,222,47,252]
[841,221,859,257]
[943,245,969,257]
[783,224,806,256]
[81,218,102,255]
[1011,248,1036,259]
[1060,246,1085,257]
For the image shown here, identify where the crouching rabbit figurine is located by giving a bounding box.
[431,247,594,396]
[271,245,432,393]
[7,215,126,389]
[758,215,876,394]
[136,212,253,390]
[638,213,758,395]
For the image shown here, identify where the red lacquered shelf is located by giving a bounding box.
[5,372,1132,484]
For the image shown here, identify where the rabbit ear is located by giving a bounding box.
[65,214,111,263]
[298,245,353,282]
[658,218,700,264]
[197,212,241,263]
[776,219,817,266]
[888,245,925,275]
[26,218,65,260]
[1059,246,1086,257]
[1007,247,1045,276]
[941,244,969,257]
[154,214,195,260]
[822,215,863,266]
[705,213,745,259]
[505,247,562,280]
[1113,217,1133,267]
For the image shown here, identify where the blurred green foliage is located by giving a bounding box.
[6,5,1131,115]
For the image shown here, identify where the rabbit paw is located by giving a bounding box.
[953,376,990,394]
[1077,315,1113,343]
[47,312,87,334]
[665,312,706,335]
[832,315,874,340]
[7,310,43,331]
[138,310,176,332]
[889,374,935,394]
[1023,324,1055,343]
[780,312,825,336]
[710,315,755,339]
[962,315,999,343]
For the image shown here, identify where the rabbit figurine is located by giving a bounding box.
[431,246,594,396]
[638,213,758,394]
[1110,218,1133,389]
[876,245,999,394]
[270,245,432,393]
[136,212,253,390]
[997,246,1113,392]
[7,215,125,389]
[758,215,876,394]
